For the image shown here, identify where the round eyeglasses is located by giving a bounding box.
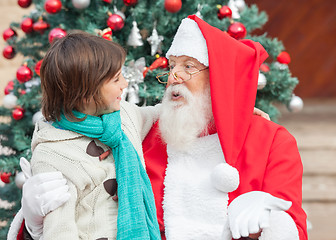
[156,67,209,84]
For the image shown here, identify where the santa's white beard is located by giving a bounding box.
[159,84,213,152]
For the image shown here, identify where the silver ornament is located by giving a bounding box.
[15,171,26,189]
[147,24,164,56]
[25,77,41,93]
[274,62,288,70]
[257,72,267,90]
[288,95,304,112]
[72,0,91,9]
[32,111,43,125]
[3,94,17,109]
[126,85,140,104]
[127,21,143,47]
[122,58,146,104]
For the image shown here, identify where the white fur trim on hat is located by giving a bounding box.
[166,18,209,66]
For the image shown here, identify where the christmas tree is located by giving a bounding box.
[0,0,302,237]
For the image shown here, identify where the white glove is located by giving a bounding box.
[228,191,292,239]
[20,157,71,239]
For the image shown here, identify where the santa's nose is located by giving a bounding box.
[168,71,183,85]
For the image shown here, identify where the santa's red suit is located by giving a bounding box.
[142,15,307,240]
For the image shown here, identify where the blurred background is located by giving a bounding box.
[0,0,335,239]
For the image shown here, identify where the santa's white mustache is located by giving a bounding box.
[163,84,193,103]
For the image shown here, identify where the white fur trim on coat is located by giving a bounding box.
[163,134,236,240]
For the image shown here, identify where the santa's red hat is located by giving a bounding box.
[166,15,268,166]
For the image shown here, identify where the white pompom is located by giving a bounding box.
[211,163,239,193]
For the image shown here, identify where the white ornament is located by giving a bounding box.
[228,0,241,19]
[257,72,267,90]
[288,95,304,113]
[127,21,143,47]
[72,0,91,9]
[3,94,18,109]
[147,24,164,56]
[113,6,125,20]
[211,163,239,193]
[235,0,246,11]
[32,111,43,125]
[15,171,26,189]
[195,4,203,19]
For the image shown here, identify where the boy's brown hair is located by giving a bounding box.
[40,31,126,121]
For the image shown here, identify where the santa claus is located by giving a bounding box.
[143,15,307,240]
[8,16,307,240]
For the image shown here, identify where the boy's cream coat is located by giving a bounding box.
[7,101,160,240]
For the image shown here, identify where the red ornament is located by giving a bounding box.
[4,85,14,95]
[44,0,62,14]
[16,64,33,83]
[123,0,138,6]
[227,22,246,40]
[107,13,125,31]
[33,18,50,34]
[164,0,182,13]
[143,56,168,77]
[218,6,232,20]
[3,46,16,59]
[35,59,43,76]
[48,28,67,44]
[21,18,34,33]
[151,56,169,69]
[277,51,291,64]
[100,28,112,41]
[0,172,11,183]
[18,0,32,8]
[4,81,14,95]
[20,89,27,95]
[12,107,25,120]
[3,28,17,41]
[102,0,113,3]
[260,63,270,73]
